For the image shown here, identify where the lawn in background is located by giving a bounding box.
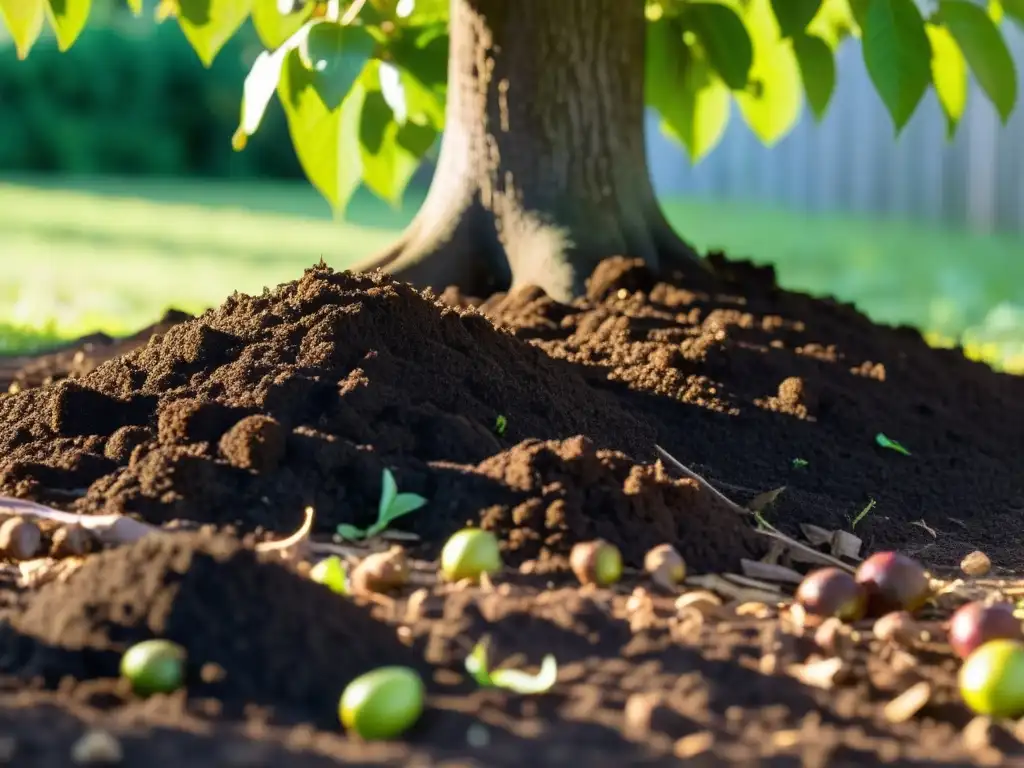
[1,175,1022,370]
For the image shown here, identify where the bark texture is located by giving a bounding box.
[367,0,698,301]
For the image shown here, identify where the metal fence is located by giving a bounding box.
[646,25,1024,235]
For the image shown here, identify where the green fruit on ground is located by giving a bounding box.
[959,639,1024,718]
[439,528,502,582]
[339,666,425,740]
[120,639,186,696]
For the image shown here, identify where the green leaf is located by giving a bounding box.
[174,0,253,67]
[127,0,142,14]
[278,37,371,213]
[875,432,912,456]
[684,1,754,90]
[395,0,446,23]
[377,467,398,519]
[770,0,822,37]
[299,19,376,102]
[734,0,803,145]
[464,637,559,695]
[45,0,90,50]
[645,18,731,162]
[1001,0,1024,27]
[387,27,448,127]
[233,21,312,150]
[251,0,311,49]
[861,0,932,132]
[360,70,438,203]
[336,523,366,540]
[938,0,1017,122]
[791,32,835,119]
[0,0,46,59]
[926,23,968,136]
[807,0,859,47]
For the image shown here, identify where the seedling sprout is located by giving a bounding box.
[875,433,911,456]
[495,414,507,435]
[336,469,427,541]
[465,636,558,694]
[850,498,876,529]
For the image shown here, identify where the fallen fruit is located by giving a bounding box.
[570,540,623,586]
[440,528,502,583]
[854,551,931,616]
[309,556,348,595]
[959,639,1024,717]
[339,666,425,740]
[948,601,1022,660]
[120,639,186,696]
[644,544,686,591]
[795,567,867,622]
[350,546,410,595]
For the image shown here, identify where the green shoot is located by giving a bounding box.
[464,637,557,695]
[875,433,911,456]
[792,458,809,469]
[494,414,507,436]
[336,468,427,541]
[850,498,877,529]
[309,556,348,595]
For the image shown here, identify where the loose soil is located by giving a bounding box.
[0,255,1022,765]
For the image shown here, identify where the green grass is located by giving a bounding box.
[1,175,1022,369]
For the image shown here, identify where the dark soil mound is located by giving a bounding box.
[1,255,1023,569]
[0,530,417,724]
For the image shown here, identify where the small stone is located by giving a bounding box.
[200,663,226,684]
[466,723,490,748]
[0,517,41,561]
[349,546,409,595]
[50,524,93,558]
[71,729,123,764]
[813,617,846,655]
[873,611,917,644]
[735,601,774,619]
[623,692,663,741]
[961,551,992,578]
[673,731,714,758]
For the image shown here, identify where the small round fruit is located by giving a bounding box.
[120,639,186,696]
[339,666,425,740]
[440,528,502,582]
[948,601,1022,660]
[855,551,931,616]
[570,540,623,586]
[960,639,1024,717]
[795,567,867,622]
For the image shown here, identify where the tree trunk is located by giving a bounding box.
[366,0,701,302]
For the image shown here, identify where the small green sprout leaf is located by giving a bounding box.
[464,637,558,695]
[309,555,348,595]
[494,414,507,436]
[875,432,912,456]
[336,469,427,540]
[851,498,877,529]
[792,458,809,469]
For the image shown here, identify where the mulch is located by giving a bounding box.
[0,255,1021,765]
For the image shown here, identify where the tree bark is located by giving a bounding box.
[365,0,701,302]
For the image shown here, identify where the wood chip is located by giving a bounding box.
[761,540,788,566]
[799,523,834,547]
[883,681,932,723]
[740,558,803,584]
[675,589,724,615]
[735,601,775,619]
[829,530,862,560]
[686,574,784,604]
[785,657,846,689]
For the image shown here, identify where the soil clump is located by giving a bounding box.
[0,530,419,726]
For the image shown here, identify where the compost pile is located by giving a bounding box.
[1,257,1022,567]
[0,255,1023,765]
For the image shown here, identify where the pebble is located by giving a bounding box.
[961,551,992,577]
[71,729,122,764]
[0,517,41,561]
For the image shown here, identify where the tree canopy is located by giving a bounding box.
[2,0,1020,215]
